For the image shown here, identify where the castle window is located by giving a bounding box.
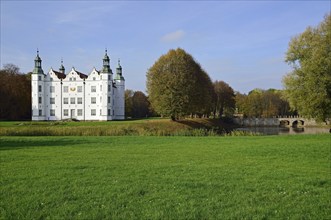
[108,96,110,104]
[108,109,111,116]
[50,109,55,116]
[63,86,68,93]
[69,78,72,81]
[91,86,96,92]
[50,86,55,93]
[91,97,96,104]
[39,110,42,116]
[38,76,42,81]
[63,98,68,104]
[77,97,82,104]
[64,109,68,116]
[38,97,42,104]
[77,109,83,116]
[91,109,96,116]
[50,97,55,104]
[108,75,111,80]
[108,85,111,92]
[78,86,82,93]
[70,97,75,104]
[73,78,76,81]
[93,77,96,81]
[100,85,102,91]
[100,109,102,116]
[50,78,53,81]
[38,85,42,92]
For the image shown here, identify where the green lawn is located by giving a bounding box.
[0,118,235,136]
[0,134,330,219]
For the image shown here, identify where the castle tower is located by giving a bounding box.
[100,49,114,120]
[114,59,125,119]
[31,50,46,120]
[59,58,65,74]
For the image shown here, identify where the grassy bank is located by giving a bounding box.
[0,134,330,219]
[0,118,238,136]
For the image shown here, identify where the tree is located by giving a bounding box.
[235,89,293,118]
[146,48,213,120]
[283,14,331,122]
[132,91,150,118]
[125,89,134,118]
[0,64,31,120]
[213,80,235,117]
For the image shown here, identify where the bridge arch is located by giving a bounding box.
[292,120,305,127]
[279,120,290,127]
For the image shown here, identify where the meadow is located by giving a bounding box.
[0,119,238,136]
[0,134,330,219]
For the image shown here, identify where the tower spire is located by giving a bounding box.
[33,49,44,74]
[115,58,124,80]
[102,49,111,73]
[59,57,65,74]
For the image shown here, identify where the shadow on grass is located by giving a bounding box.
[0,138,88,151]
[175,120,209,129]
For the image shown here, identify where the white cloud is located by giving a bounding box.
[161,30,185,42]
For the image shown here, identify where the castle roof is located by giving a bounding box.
[52,70,66,79]
[75,70,88,79]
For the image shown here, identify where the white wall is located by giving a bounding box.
[32,67,125,121]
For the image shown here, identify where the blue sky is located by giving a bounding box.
[1,1,329,94]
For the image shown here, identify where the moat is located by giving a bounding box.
[235,126,330,135]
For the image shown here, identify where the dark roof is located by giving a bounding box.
[75,70,88,79]
[53,70,66,79]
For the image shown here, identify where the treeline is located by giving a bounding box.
[235,89,294,118]
[145,48,294,120]
[0,64,31,120]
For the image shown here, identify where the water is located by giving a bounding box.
[235,126,330,135]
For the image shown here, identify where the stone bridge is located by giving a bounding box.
[278,117,307,127]
[233,116,319,127]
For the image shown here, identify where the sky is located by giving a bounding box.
[1,0,330,94]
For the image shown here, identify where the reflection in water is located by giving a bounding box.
[235,127,330,135]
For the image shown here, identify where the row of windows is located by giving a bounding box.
[38,85,112,93]
[39,85,55,93]
[63,97,83,104]
[38,74,112,81]
[38,109,113,117]
[38,97,112,105]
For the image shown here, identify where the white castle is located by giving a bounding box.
[31,50,125,121]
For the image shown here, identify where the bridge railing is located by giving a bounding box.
[277,115,302,119]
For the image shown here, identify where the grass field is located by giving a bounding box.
[0,119,237,136]
[0,134,330,219]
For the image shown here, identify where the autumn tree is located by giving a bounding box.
[125,89,134,118]
[0,64,31,120]
[235,89,292,118]
[132,91,150,118]
[146,48,213,120]
[125,90,152,118]
[283,14,331,122]
[213,80,235,117]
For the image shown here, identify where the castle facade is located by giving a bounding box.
[31,50,125,121]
